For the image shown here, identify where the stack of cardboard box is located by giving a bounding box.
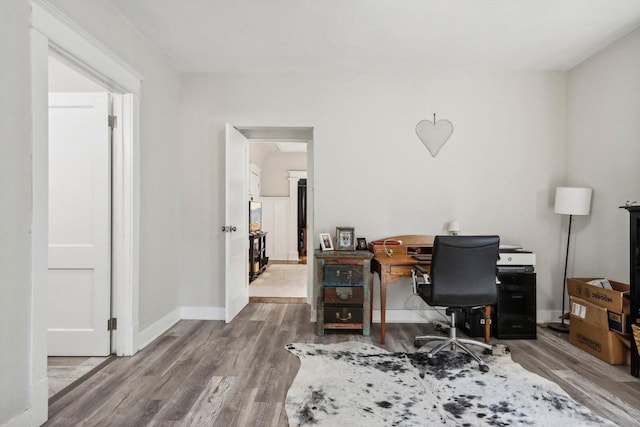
[567,278,631,365]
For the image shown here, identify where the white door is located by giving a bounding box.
[225,124,249,322]
[48,93,111,356]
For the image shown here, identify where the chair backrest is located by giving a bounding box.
[428,235,500,308]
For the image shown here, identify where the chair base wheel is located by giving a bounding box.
[479,364,489,373]
[414,339,423,348]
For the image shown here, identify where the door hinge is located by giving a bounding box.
[108,115,118,129]
[107,318,118,331]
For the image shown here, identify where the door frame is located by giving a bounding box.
[236,128,315,308]
[31,2,141,423]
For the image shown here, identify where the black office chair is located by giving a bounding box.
[411,235,500,372]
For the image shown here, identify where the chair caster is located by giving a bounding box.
[479,364,489,373]
[414,339,423,348]
[483,348,493,355]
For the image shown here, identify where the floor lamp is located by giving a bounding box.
[548,187,592,333]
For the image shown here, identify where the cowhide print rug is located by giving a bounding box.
[285,341,616,427]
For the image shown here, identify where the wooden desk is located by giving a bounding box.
[370,234,492,345]
[370,235,434,344]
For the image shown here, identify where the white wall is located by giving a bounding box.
[261,151,307,196]
[565,28,640,283]
[0,1,32,424]
[49,0,183,332]
[178,70,567,315]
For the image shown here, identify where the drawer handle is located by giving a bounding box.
[335,312,352,322]
[336,288,353,300]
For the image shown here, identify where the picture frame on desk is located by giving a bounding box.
[356,237,368,250]
[319,233,334,251]
[336,226,355,250]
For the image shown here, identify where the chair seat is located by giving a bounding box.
[418,283,496,308]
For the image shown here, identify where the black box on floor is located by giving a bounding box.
[461,308,494,338]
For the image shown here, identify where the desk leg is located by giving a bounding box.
[484,306,491,344]
[380,280,387,345]
[370,282,374,326]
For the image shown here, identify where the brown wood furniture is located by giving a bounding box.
[370,234,492,345]
[370,235,434,344]
[315,250,373,336]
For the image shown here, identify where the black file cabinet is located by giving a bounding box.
[495,271,536,339]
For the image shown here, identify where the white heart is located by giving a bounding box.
[416,119,454,157]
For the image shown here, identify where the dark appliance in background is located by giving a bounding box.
[297,179,307,258]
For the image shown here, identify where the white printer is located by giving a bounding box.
[497,246,535,273]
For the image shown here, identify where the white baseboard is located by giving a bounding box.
[268,252,289,261]
[3,408,32,427]
[137,308,180,350]
[180,306,225,320]
[32,375,48,426]
[536,310,561,324]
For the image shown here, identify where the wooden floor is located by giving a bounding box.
[48,356,112,399]
[45,303,640,426]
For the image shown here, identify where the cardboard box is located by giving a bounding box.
[570,297,608,327]
[567,278,630,313]
[568,278,631,334]
[607,311,632,335]
[569,297,629,365]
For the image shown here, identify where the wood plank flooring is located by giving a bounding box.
[48,356,112,398]
[45,303,640,426]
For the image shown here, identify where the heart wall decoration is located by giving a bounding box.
[416,114,454,157]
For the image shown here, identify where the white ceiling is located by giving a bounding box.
[109,0,640,73]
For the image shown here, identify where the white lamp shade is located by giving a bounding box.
[448,220,461,232]
[554,187,592,215]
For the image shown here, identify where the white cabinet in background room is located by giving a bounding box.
[249,163,261,197]
[258,197,291,261]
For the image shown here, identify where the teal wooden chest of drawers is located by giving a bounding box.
[315,250,373,336]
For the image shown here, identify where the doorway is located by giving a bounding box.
[247,140,309,303]
[46,54,114,400]
[48,55,112,357]
[31,5,141,422]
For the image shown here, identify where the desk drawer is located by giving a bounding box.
[324,306,363,324]
[389,265,415,277]
[324,265,363,286]
[324,287,364,305]
[389,264,430,277]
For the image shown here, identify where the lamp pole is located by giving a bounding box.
[548,214,573,333]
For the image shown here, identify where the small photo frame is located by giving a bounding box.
[336,226,355,250]
[319,233,334,251]
[356,237,368,250]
